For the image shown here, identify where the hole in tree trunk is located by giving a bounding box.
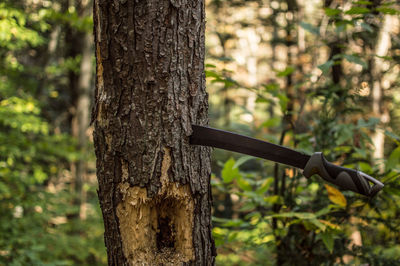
[156,216,176,251]
[116,184,195,263]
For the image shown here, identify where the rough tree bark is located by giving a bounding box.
[92,0,215,265]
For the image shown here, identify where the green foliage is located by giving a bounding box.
[1,0,399,264]
[345,7,371,15]
[0,3,46,50]
[0,1,105,265]
[299,22,320,36]
[207,0,400,264]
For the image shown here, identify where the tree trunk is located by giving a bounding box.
[371,14,392,166]
[75,31,93,220]
[69,0,93,220]
[92,0,215,265]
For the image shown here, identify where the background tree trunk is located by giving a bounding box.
[68,0,93,221]
[371,14,392,167]
[92,0,215,265]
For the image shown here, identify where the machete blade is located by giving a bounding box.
[190,124,384,197]
[190,125,310,169]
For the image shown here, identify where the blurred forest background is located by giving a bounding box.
[1,0,400,265]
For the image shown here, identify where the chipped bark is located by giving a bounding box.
[92,0,215,265]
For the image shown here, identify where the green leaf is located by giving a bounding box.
[358,162,372,173]
[335,124,353,145]
[239,202,256,212]
[318,60,334,74]
[277,66,295,77]
[381,172,400,184]
[324,8,341,16]
[262,117,281,128]
[387,147,400,170]
[0,181,11,199]
[360,22,374,33]
[353,1,373,5]
[237,176,252,191]
[33,167,47,184]
[222,219,244,228]
[255,97,271,104]
[264,83,280,93]
[233,156,253,169]
[334,20,352,33]
[354,147,367,158]
[385,130,400,143]
[343,54,368,69]
[300,22,320,35]
[321,232,334,253]
[376,7,399,15]
[309,219,327,231]
[205,70,220,78]
[345,7,371,14]
[272,212,316,219]
[357,117,380,128]
[256,178,274,195]
[277,93,289,112]
[264,195,282,204]
[315,206,332,217]
[221,158,240,183]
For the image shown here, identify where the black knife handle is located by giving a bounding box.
[303,152,384,197]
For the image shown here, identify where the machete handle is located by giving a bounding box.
[303,152,384,197]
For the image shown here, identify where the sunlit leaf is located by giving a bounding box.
[264,83,280,93]
[237,176,252,191]
[256,178,274,195]
[223,219,245,228]
[272,212,316,219]
[205,70,220,78]
[324,8,341,16]
[319,220,341,230]
[353,1,373,5]
[387,147,400,170]
[358,162,372,173]
[264,195,282,204]
[350,200,366,208]
[309,219,327,231]
[325,184,347,208]
[376,7,399,15]
[277,93,289,112]
[277,66,295,77]
[345,7,371,14]
[381,173,400,184]
[260,235,275,243]
[221,158,240,183]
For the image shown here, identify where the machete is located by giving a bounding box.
[190,125,384,197]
